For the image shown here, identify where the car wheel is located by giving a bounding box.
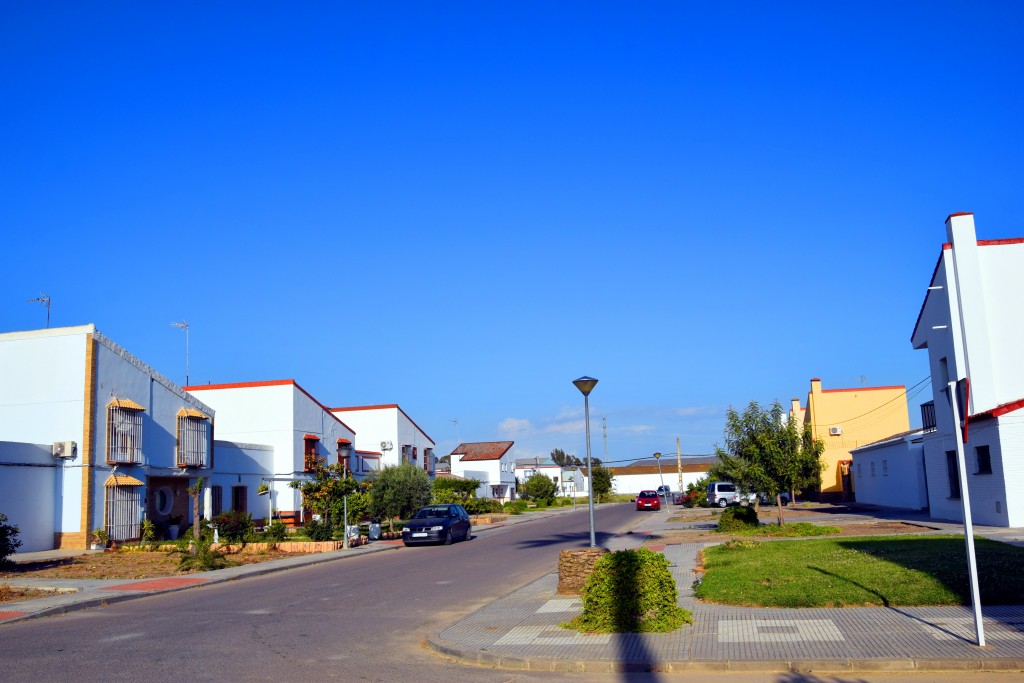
[464,524,472,541]
[718,498,728,508]
[444,529,453,545]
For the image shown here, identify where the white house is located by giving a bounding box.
[0,325,215,550]
[450,441,516,501]
[330,403,435,477]
[849,429,930,511]
[185,380,357,526]
[910,212,1024,526]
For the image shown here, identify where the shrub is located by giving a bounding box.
[562,548,692,633]
[520,474,558,504]
[173,536,237,572]
[0,513,22,568]
[464,498,502,515]
[213,510,255,542]
[503,500,528,515]
[716,505,759,532]
[304,518,333,542]
[265,520,288,541]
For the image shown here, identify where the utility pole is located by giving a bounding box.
[602,416,608,462]
[677,437,683,492]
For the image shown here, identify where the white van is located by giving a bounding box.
[706,481,755,507]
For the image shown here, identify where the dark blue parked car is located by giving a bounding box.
[401,504,472,546]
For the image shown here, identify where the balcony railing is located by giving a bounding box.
[921,400,936,432]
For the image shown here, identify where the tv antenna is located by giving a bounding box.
[170,320,190,386]
[26,293,51,328]
[451,418,461,444]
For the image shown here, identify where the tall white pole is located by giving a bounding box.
[584,393,596,547]
[948,380,985,646]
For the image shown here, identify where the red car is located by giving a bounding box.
[636,490,661,511]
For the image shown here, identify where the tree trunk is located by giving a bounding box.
[776,493,786,526]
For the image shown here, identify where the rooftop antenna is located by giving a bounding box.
[170,320,190,386]
[26,293,51,328]
[450,418,461,444]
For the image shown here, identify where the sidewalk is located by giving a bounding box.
[430,506,1024,674]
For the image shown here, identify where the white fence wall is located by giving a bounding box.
[0,442,59,553]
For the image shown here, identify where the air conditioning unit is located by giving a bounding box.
[829,426,843,436]
[52,441,78,459]
[380,441,393,451]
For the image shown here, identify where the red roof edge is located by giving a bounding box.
[972,397,1024,421]
[821,385,905,394]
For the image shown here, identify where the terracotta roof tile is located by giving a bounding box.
[452,441,514,461]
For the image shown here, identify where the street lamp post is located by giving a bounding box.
[572,376,598,548]
[653,452,666,505]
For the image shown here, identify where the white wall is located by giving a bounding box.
[851,438,929,511]
[0,442,58,553]
[331,405,435,474]
[207,440,275,521]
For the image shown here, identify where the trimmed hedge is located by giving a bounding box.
[562,548,692,633]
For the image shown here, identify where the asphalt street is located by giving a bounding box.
[0,504,639,682]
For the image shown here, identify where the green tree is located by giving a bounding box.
[520,473,558,504]
[591,466,614,502]
[368,462,432,533]
[291,462,359,531]
[708,401,825,525]
[550,448,582,467]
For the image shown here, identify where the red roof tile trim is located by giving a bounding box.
[971,397,1024,421]
[184,379,356,436]
[331,403,434,444]
[303,434,319,440]
[821,385,905,394]
[453,441,514,461]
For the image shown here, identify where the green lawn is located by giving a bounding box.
[696,535,1024,607]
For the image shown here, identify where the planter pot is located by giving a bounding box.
[90,543,104,550]
[166,524,180,540]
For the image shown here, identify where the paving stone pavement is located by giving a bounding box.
[430,507,1024,673]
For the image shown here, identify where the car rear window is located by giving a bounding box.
[718,484,736,492]
[639,491,657,497]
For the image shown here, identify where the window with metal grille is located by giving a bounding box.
[870,462,876,478]
[946,450,961,499]
[176,410,209,467]
[424,448,434,472]
[106,485,141,541]
[303,436,321,471]
[107,401,143,464]
[882,460,888,477]
[232,485,247,513]
[402,445,412,464]
[211,485,223,517]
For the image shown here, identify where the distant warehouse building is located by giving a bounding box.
[609,456,717,495]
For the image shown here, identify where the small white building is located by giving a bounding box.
[450,441,516,501]
[849,429,930,511]
[910,212,1024,526]
[330,403,435,477]
[609,457,715,495]
[0,325,215,550]
[185,380,357,526]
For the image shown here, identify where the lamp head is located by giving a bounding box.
[572,376,599,397]
[653,452,661,459]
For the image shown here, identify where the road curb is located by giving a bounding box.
[0,543,399,626]
[425,636,1024,673]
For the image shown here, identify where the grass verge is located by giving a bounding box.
[696,535,1024,607]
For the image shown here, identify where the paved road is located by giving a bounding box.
[0,504,640,682]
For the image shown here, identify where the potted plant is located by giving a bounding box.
[166,515,182,540]
[257,483,270,496]
[91,528,109,550]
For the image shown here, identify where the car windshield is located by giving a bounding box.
[639,491,657,498]
[413,507,449,519]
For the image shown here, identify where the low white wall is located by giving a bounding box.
[612,471,707,495]
[0,442,59,553]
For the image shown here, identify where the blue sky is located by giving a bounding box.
[3,2,1023,463]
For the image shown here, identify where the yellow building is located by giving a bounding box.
[790,378,909,498]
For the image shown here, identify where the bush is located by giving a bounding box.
[213,510,255,542]
[716,505,760,532]
[304,518,333,541]
[173,536,237,572]
[520,474,558,504]
[562,548,692,633]
[264,520,288,541]
[503,500,528,515]
[0,513,22,568]
[464,498,502,515]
